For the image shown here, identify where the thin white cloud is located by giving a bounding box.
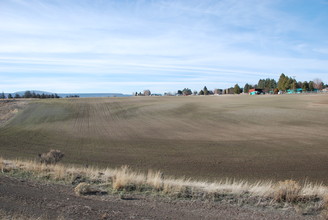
[0,0,327,93]
[313,48,328,54]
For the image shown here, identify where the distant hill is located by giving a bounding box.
[6,91,131,98]
[58,93,131,98]
[13,90,54,96]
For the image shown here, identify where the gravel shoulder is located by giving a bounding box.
[0,175,318,220]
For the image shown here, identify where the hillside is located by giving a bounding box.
[0,95,328,183]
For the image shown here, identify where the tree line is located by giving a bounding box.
[163,74,326,96]
[277,74,324,91]
[0,91,60,99]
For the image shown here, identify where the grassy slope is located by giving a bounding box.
[0,95,328,183]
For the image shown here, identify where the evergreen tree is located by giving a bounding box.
[309,81,314,91]
[0,92,5,99]
[277,73,286,91]
[291,81,297,90]
[234,84,241,94]
[243,83,250,93]
[8,94,13,99]
[257,79,265,89]
[203,86,209,95]
[24,91,32,98]
[302,81,309,91]
[270,79,277,89]
[182,88,192,96]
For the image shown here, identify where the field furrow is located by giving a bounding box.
[0,95,328,183]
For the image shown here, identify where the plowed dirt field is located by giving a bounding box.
[0,94,328,183]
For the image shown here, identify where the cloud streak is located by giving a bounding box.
[0,0,327,93]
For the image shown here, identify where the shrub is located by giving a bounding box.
[74,182,103,196]
[38,149,64,165]
[273,180,301,203]
[74,183,92,195]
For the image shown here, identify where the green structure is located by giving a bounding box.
[287,88,303,94]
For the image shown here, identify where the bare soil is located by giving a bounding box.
[0,175,317,220]
[0,95,328,183]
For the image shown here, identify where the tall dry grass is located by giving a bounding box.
[0,157,3,172]
[1,157,328,213]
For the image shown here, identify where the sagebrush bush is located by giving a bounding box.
[74,182,103,196]
[38,149,64,165]
[273,180,301,203]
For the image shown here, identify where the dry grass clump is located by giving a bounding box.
[52,165,67,180]
[112,166,145,191]
[1,159,18,173]
[2,157,328,215]
[0,157,4,172]
[323,195,328,209]
[320,195,328,217]
[146,170,164,190]
[273,180,301,203]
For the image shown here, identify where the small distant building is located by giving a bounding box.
[287,88,303,94]
[214,89,223,95]
[224,88,234,94]
[249,89,263,95]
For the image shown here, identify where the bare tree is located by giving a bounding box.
[313,78,323,90]
[143,90,151,96]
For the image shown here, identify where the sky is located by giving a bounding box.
[0,0,328,94]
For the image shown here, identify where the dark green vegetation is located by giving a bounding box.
[1,95,328,183]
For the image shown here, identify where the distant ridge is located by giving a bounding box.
[13,90,54,96]
[58,93,131,98]
[7,91,131,98]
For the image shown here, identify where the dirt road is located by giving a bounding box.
[0,175,317,220]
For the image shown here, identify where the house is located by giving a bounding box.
[249,89,263,95]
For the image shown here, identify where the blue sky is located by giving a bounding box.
[1,0,327,94]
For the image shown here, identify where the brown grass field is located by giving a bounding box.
[0,94,328,183]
